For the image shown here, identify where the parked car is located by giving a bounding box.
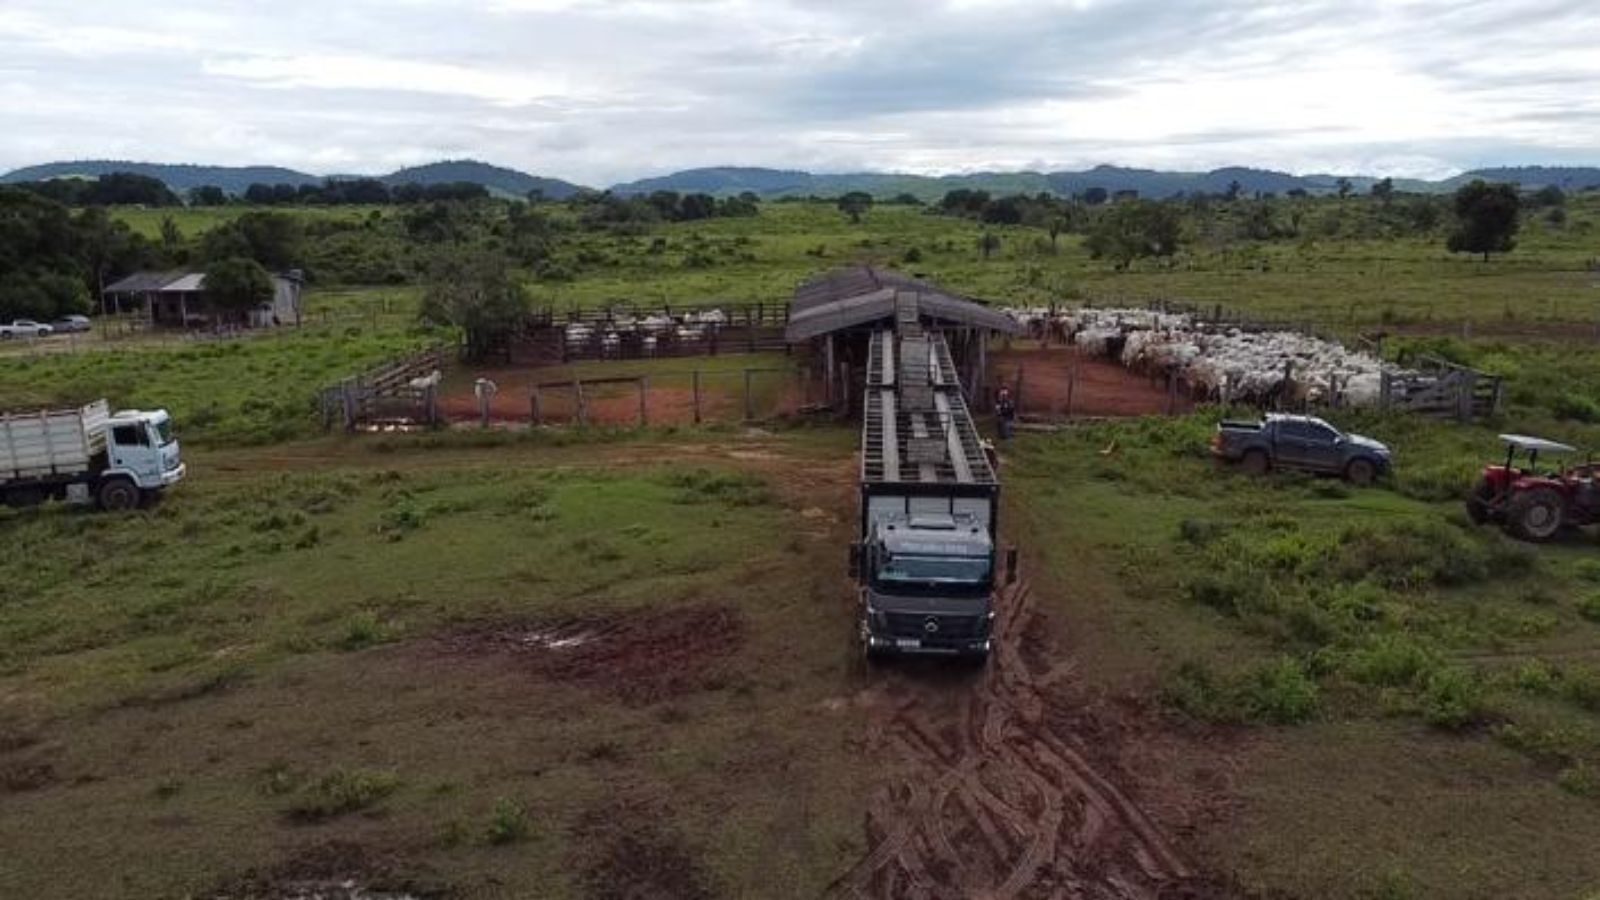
[1211,413,1392,485]
[0,319,53,339]
[1466,434,1600,542]
[50,314,91,333]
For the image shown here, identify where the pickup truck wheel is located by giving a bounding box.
[1241,450,1270,476]
[1507,487,1565,542]
[97,478,140,511]
[1344,458,1377,486]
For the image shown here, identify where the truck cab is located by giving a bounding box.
[859,510,1004,659]
[105,409,186,492]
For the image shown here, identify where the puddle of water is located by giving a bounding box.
[518,630,595,650]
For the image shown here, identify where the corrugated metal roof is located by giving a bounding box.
[103,270,188,293]
[162,273,207,292]
[786,266,1019,342]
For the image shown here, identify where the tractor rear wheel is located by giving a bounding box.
[1506,487,1565,542]
[1241,450,1270,476]
[1465,477,1496,524]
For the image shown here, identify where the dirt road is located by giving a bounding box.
[832,578,1206,900]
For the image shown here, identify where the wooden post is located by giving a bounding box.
[1065,364,1075,418]
[1379,370,1391,409]
[825,334,836,406]
[574,379,587,428]
[1279,361,1293,411]
[743,369,754,420]
[425,384,439,427]
[692,370,702,424]
[1458,370,1477,422]
[638,377,648,426]
[531,386,543,425]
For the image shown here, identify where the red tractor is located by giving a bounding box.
[1467,434,1600,542]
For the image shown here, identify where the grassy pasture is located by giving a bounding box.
[1011,412,1600,898]
[0,436,869,898]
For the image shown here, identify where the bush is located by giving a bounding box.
[485,797,532,845]
[286,768,399,821]
[1557,763,1599,798]
[1243,656,1321,724]
[1552,393,1600,424]
[1420,666,1484,729]
[1345,634,1441,687]
[1325,520,1495,588]
[1579,593,1600,623]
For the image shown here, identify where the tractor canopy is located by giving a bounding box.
[1499,434,1578,455]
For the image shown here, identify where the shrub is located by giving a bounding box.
[1161,661,1241,724]
[1552,393,1600,424]
[664,470,773,507]
[1325,520,1490,588]
[1420,667,1484,729]
[337,611,392,651]
[286,768,399,821]
[1579,593,1600,623]
[1242,656,1321,724]
[1557,763,1600,798]
[1345,634,1441,687]
[1177,518,1227,546]
[485,797,532,845]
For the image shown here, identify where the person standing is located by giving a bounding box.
[996,384,1016,440]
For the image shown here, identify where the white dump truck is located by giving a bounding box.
[0,400,185,509]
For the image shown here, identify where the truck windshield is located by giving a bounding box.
[877,553,991,586]
[153,419,174,445]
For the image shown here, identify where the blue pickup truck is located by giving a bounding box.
[1211,413,1392,485]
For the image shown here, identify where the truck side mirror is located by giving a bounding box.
[1005,546,1019,584]
[849,543,861,580]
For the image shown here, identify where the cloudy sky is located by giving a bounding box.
[2,0,1597,185]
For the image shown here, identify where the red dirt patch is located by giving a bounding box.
[436,604,743,705]
[991,347,1193,418]
[571,802,719,900]
[433,365,807,426]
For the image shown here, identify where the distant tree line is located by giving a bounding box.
[0,187,157,320]
[564,190,758,232]
[10,172,180,207]
[237,179,490,206]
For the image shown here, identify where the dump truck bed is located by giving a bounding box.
[0,400,109,481]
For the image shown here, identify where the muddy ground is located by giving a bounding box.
[990,347,1194,419]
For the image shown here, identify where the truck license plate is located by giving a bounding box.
[895,638,921,649]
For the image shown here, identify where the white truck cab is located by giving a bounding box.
[106,409,187,491]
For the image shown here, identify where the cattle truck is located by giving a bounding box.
[852,314,1014,663]
[1,400,186,509]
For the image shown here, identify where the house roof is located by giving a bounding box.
[103,270,187,293]
[785,266,1019,342]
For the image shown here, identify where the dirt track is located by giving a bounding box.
[832,579,1204,900]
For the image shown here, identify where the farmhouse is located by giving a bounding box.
[102,269,304,329]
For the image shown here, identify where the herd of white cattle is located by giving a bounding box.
[1002,306,1410,407]
[563,308,730,355]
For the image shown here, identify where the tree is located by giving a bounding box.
[1335,178,1353,200]
[202,211,303,268]
[417,248,529,361]
[1048,215,1068,250]
[1447,180,1520,261]
[203,257,274,313]
[1082,187,1109,206]
[188,185,228,206]
[838,191,874,224]
[1224,180,1243,202]
[977,231,1001,261]
[1084,200,1183,270]
[1532,185,1566,208]
[1370,177,1395,206]
[160,216,183,255]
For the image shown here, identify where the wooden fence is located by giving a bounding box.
[318,345,448,431]
[522,366,821,428]
[509,301,791,365]
[1380,355,1504,420]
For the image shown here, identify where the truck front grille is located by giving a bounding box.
[884,612,984,639]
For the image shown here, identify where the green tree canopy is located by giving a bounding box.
[1447,180,1520,261]
[203,257,274,312]
[837,191,874,224]
[418,248,529,361]
[1084,200,1183,270]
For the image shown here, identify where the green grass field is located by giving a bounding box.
[3,194,1597,897]
[0,436,870,898]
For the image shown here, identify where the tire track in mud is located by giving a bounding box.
[833,580,1204,900]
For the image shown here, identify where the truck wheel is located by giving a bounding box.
[97,478,141,511]
[1506,487,1565,542]
[1344,458,1377,486]
[1241,450,1270,476]
[1465,477,1496,524]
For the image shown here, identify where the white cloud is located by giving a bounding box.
[0,0,1596,184]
